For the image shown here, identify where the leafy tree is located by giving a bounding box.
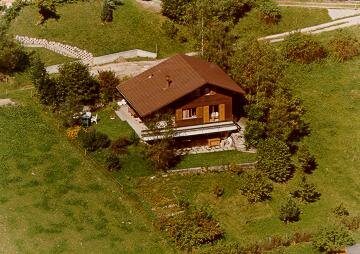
[243,120,266,148]
[161,19,179,39]
[297,144,317,173]
[0,35,30,74]
[230,39,286,103]
[30,55,61,107]
[101,0,113,22]
[239,170,273,203]
[257,138,293,182]
[161,0,193,23]
[279,198,301,223]
[97,70,119,103]
[36,0,60,25]
[282,33,327,63]
[146,138,177,171]
[312,225,354,253]
[57,61,99,105]
[266,87,309,144]
[78,128,111,152]
[257,0,281,24]
[292,176,321,203]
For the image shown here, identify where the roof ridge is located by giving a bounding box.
[177,54,208,85]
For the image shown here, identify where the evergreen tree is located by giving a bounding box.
[292,176,321,203]
[279,198,301,223]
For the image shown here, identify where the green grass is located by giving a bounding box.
[27,47,73,66]
[10,0,187,58]
[175,150,257,169]
[234,7,331,38]
[0,82,175,253]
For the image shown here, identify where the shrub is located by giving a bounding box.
[279,198,301,223]
[146,138,177,171]
[78,128,111,152]
[283,33,327,63]
[244,120,266,148]
[292,176,321,203]
[239,170,273,203]
[333,203,350,217]
[257,138,293,182]
[257,0,281,24]
[328,31,360,61]
[341,215,360,231]
[161,20,179,39]
[105,153,121,171]
[111,137,130,154]
[213,185,224,197]
[312,225,354,253]
[158,208,224,249]
[297,145,317,173]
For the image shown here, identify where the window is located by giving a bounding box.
[210,105,219,122]
[182,108,197,119]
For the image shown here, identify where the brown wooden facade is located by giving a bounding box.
[171,85,234,128]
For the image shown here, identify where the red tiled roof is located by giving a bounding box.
[117,54,245,117]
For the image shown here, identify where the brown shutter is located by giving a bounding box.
[219,104,225,121]
[176,109,182,121]
[203,106,209,123]
[196,107,203,118]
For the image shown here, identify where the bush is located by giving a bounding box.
[161,20,179,39]
[244,120,266,148]
[283,33,327,63]
[341,215,360,231]
[257,138,293,182]
[257,0,281,24]
[333,203,350,217]
[279,198,301,223]
[239,170,273,203]
[312,225,354,253]
[78,128,111,152]
[146,138,177,171]
[111,137,131,154]
[105,153,121,171]
[328,31,360,61]
[158,208,224,249]
[297,145,317,173]
[292,176,321,203]
[213,185,224,197]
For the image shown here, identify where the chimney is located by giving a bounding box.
[165,75,172,89]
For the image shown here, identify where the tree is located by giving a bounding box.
[257,138,293,182]
[97,70,119,103]
[0,35,29,74]
[30,55,61,107]
[279,198,301,223]
[297,144,317,173]
[57,61,99,105]
[291,176,321,203]
[146,138,177,171]
[36,0,60,25]
[243,120,266,148]
[101,0,113,22]
[266,87,309,144]
[312,225,354,253]
[239,170,273,203]
[161,0,193,24]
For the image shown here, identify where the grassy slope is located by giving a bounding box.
[9,0,186,58]
[0,83,174,253]
[234,7,331,38]
[26,48,73,66]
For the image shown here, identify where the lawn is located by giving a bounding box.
[122,38,360,253]
[26,47,73,66]
[234,7,331,39]
[0,82,175,253]
[9,0,187,58]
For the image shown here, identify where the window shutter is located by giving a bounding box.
[176,109,182,121]
[196,107,203,118]
[219,104,225,121]
[203,106,209,123]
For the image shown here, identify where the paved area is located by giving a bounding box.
[0,98,16,106]
[277,1,360,9]
[328,8,360,19]
[259,15,360,43]
[135,0,161,12]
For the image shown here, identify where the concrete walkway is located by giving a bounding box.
[259,15,360,43]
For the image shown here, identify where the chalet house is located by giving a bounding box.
[117,54,245,147]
